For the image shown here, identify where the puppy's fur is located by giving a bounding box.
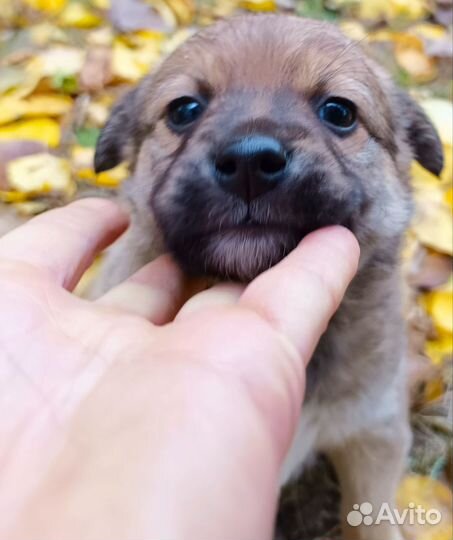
[93,15,443,540]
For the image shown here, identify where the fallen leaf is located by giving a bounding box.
[395,35,438,83]
[109,0,172,32]
[0,94,73,125]
[2,65,41,100]
[433,0,453,27]
[422,290,453,334]
[13,200,49,215]
[0,118,61,147]
[397,475,452,540]
[426,331,453,366]
[328,0,429,21]
[23,0,67,13]
[37,46,86,78]
[339,20,368,41]
[59,2,103,27]
[28,22,69,46]
[0,190,29,203]
[409,251,453,290]
[111,39,160,81]
[421,99,453,146]
[239,0,277,11]
[79,46,113,91]
[0,67,27,96]
[165,0,195,23]
[96,162,129,187]
[6,153,74,195]
[0,140,46,189]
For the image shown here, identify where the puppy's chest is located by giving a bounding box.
[303,287,406,404]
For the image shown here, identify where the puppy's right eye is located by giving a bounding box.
[167,97,204,131]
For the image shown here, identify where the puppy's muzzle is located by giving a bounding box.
[214,135,289,201]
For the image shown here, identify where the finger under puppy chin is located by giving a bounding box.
[175,282,245,321]
[240,226,360,362]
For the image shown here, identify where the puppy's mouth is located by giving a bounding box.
[153,168,359,282]
[198,217,301,240]
[167,214,304,282]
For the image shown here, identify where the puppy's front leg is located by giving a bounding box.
[328,416,411,540]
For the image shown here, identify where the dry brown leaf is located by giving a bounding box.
[79,46,113,91]
[409,251,453,290]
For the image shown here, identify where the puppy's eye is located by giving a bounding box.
[167,96,204,130]
[318,97,357,134]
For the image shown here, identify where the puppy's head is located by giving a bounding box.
[95,15,443,281]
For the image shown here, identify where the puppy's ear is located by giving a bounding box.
[396,90,444,177]
[94,89,139,173]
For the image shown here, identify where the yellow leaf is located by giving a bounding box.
[60,2,102,28]
[412,205,453,255]
[0,95,72,125]
[87,27,114,47]
[29,22,68,45]
[2,67,41,100]
[112,41,159,82]
[422,290,453,334]
[412,161,440,188]
[397,475,453,540]
[410,23,447,41]
[0,119,60,147]
[421,99,453,147]
[0,190,29,203]
[7,154,73,195]
[425,331,453,366]
[13,200,49,215]
[24,0,67,12]
[96,163,129,187]
[239,0,276,11]
[412,175,453,255]
[441,144,452,186]
[339,21,368,41]
[165,0,195,23]
[91,0,109,8]
[395,36,437,83]
[0,97,26,125]
[24,95,73,117]
[425,377,446,402]
[445,187,453,208]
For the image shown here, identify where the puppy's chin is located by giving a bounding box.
[171,226,301,282]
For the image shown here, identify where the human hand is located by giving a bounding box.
[0,199,359,540]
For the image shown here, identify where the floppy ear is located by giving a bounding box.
[396,90,444,177]
[94,88,139,173]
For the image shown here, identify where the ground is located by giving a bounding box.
[0,0,452,539]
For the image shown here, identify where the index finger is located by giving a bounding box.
[0,198,129,290]
[239,226,360,363]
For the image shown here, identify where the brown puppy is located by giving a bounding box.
[93,15,443,540]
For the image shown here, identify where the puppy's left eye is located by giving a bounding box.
[167,97,204,130]
[318,97,357,134]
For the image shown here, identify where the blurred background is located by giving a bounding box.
[0,1,451,539]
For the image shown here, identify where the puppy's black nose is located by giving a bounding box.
[214,135,288,201]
